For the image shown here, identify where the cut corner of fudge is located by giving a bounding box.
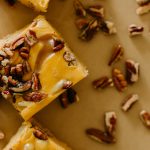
[18,0,51,12]
[0,15,88,120]
[3,119,72,150]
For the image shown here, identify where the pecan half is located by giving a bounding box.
[23,92,47,102]
[92,76,113,89]
[31,73,41,91]
[19,46,30,59]
[140,110,150,128]
[105,112,117,136]
[63,51,77,66]
[75,18,90,30]
[121,94,139,112]
[0,130,5,140]
[33,129,48,140]
[86,128,116,144]
[12,37,25,50]
[9,81,31,93]
[126,59,140,83]
[59,88,79,108]
[79,19,100,40]
[108,44,124,66]
[25,30,38,46]
[86,5,104,19]
[112,68,127,92]
[73,0,86,17]
[128,24,144,36]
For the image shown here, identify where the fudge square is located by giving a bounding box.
[0,15,88,120]
[3,120,71,150]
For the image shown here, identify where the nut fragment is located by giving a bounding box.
[136,0,150,6]
[86,128,116,144]
[105,112,117,135]
[128,24,144,36]
[140,110,150,128]
[12,37,25,50]
[112,68,127,92]
[63,51,77,66]
[136,3,150,15]
[1,90,12,99]
[8,76,18,86]
[0,130,5,140]
[22,61,31,73]
[23,92,48,102]
[31,73,41,91]
[25,30,38,46]
[19,46,30,59]
[79,19,100,40]
[108,44,124,66]
[73,0,86,17]
[100,21,117,34]
[75,18,90,30]
[33,129,48,140]
[86,5,104,19]
[9,81,32,93]
[59,88,79,108]
[126,59,140,83]
[92,76,113,89]
[121,94,139,112]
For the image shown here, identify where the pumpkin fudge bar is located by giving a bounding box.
[3,120,71,150]
[18,0,50,12]
[0,15,88,120]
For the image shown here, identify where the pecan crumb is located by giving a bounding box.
[92,76,113,89]
[108,44,124,66]
[128,24,144,36]
[112,68,127,92]
[86,128,116,144]
[122,94,139,112]
[140,110,150,128]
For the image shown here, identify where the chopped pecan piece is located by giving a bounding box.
[105,112,117,136]
[136,0,150,6]
[4,65,10,76]
[22,61,31,73]
[92,76,113,89]
[2,46,13,57]
[59,88,79,108]
[1,59,10,67]
[86,128,116,144]
[23,92,47,102]
[63,51,77,66]
[25,30,38,46]
[1,90,12,99]
[126,59,140,83]
[31,73,41,91]
[8,76,18,86]
[63,80,73,89]
[73,0,86,17]
[140,110,150,128]
[136,3,150,15]
[112,68,127,92]
[79,19,100,40]
[128,24,144,36]
[1,75,8,84]
[33,129,48,140]
[49,38,64,52]
[0,130,5,140]
[12,37,25,50]
[19,46,30,59]
[86,5,104,19]
[121,94,139,112]
[108,44,124,66]
[9,81,31,93]
[16,64,23,76]
[100,21,117,34]
[75,18,90,30]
